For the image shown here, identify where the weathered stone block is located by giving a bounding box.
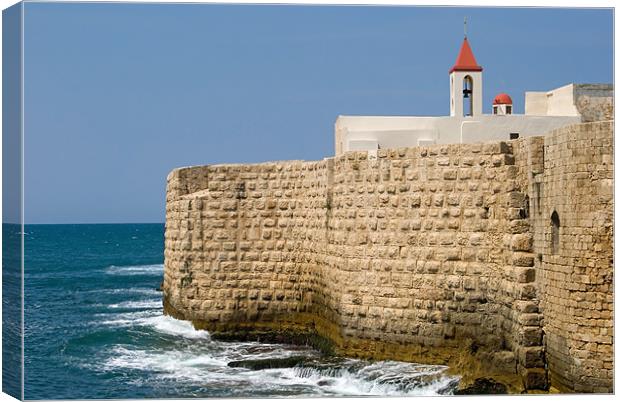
[515,267,536,283]
[519,326,543,347]
[443,169,457,180]
[520,368,548,390]
[511,234,533,251]
[518,313,542,327]
[518,284,537,300]
[511,252,535,267]
[515,303,538,317]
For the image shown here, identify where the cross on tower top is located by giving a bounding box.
[464,17,467,38]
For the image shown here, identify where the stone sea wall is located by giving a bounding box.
[163,121,613,393]
[164,160,329,322]
[538,122,613,392]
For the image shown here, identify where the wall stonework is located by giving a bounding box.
[164,121,613,393]
[164,160,330,324]
[539,121,614,392]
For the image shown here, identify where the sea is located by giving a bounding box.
[17,223,460,399]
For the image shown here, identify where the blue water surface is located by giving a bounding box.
[3,224,23,399]
[25,224,166,399]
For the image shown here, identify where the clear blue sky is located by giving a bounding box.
[23,3,613,224]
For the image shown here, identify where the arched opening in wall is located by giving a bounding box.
[551,211,560,254]
[463,76,473,116]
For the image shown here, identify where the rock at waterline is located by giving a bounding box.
[454,378,508,395]
[227,356,309,370]
[157,281,163,291]
[436,378,461,395]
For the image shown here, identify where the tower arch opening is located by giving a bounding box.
[551,211,560,254]
[463,75,474,116]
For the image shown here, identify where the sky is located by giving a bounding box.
[21,2,613,224]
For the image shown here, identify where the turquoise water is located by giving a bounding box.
[22,223,459,399]
[3,224,22,399]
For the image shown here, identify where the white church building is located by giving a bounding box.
[334,36,613,156]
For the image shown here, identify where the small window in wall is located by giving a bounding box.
[551,211,560,254]
[519,195,530,219]
[510,133,520,140]
[493,106,498,115]
[506,105,512,114]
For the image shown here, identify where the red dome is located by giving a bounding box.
[493,93,513,105]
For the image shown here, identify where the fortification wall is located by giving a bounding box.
[538,121,614,392]
[163,121,613,393]
[164,160,330,324]
[323,144,545,388]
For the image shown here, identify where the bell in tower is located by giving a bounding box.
[463,76,474,116]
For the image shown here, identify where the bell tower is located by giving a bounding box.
[449,22,483,117]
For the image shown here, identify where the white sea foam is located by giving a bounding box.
[286,360,458,396]
[100,339,458,397]
[222,343,318,362]
[83,287,161,296]
[94,286,458,396]
[108,300,162,309]
[139,315,211,339]
[96,309,160,326]
[103,344,313,387]
[103,346,227,378]
[97,305,457,396]
[105,264,164,276]
[98,309,210,340]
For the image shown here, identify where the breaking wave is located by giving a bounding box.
[96,311,459,396]
[107,300,162,309]
[105,264,164,276]
[100,342,458,396]
[139,315,211,339]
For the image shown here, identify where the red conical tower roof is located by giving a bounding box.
[449,38,483,73]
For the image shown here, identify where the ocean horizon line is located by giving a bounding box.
[17,222,166,226]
